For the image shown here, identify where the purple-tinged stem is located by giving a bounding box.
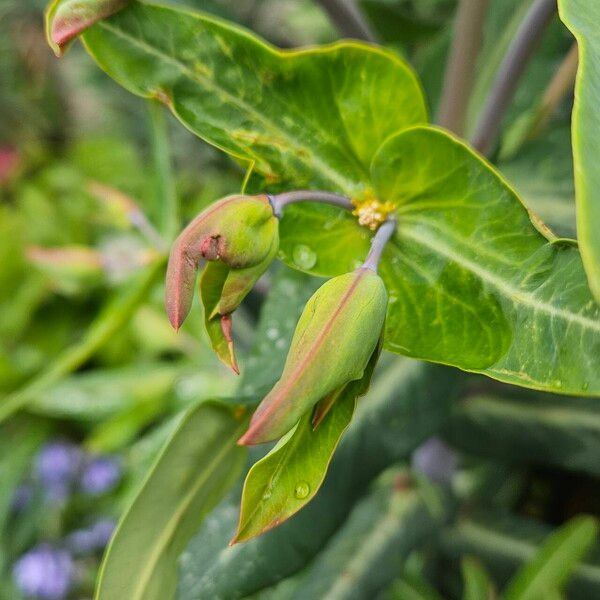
[362,219,396,273]
[268,190,354,217]
[471,0,557,156]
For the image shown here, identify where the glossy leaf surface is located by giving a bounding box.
[81,1,426,196]
[559,0,600,301]
[96,400,247,600]
[372,127,600,395]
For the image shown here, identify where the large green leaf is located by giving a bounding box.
[372,127,600,395]
[445,389,600,477]
[80,0,426,197]
[503,516,598,600]
[96,400,248,600]
[558,0,600,302]
[177,359,459,599]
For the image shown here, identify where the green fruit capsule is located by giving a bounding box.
[239,268,387,445]
[165,194,278,371]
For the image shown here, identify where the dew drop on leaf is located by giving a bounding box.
[294,482,310,499]
[262,489,272,500]
[292,245,316,270]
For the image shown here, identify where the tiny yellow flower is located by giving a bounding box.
[351,195,396,230]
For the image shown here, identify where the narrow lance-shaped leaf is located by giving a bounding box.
[503,515,598,600]
[371,126,600,396]
[95,400,248,600]
[558,0,600,302]
[444,391,600,477]
[233,340,380,543]
[290,472,448,600]
[461,556,495,600]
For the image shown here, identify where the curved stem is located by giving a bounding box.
[437,0,490,135]
[315,0,376,43]
[362,219,396,273]
[471,0,557,156]
[269,190,354,217]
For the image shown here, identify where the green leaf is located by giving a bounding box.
[177,359,459,599]
[503,516,598,600]
[445,390,600,477]
[233,343,379,543]
[233,386,355,544]
[441,514,600,600]
[461,556,495,600]
[387,574,445,600]
[95,400,248,600]
[80,0,426,197]
[558,0,600,301]
[371,127,600,396]
[289,472,448,599]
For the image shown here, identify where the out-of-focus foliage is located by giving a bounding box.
[1,1,599,599]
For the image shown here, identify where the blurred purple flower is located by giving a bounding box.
[35,442,82,500]
[13,544,74,600]
[80,456,122,496]
[11,484,33,513]
[91,518,116,547]
[66,519,116,556]
[412,437,458,484]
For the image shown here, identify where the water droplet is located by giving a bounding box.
[276,338,287,349]
[292,245,317,270]
[582,381,590,391]
[294,482,310,499]
[554,380,563,389]
[389,294,398,304]
[266,327,279,340]
[262,489,272,500]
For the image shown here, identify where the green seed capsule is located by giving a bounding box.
[165,194,278,371]
[239,268,387,445]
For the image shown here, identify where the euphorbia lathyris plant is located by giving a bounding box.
[43,0,600,598]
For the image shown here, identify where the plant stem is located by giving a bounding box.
[0,258,165,423]
[269,190,354,217]
[315,0,376,42]
[437,0,490,135]
[471,0,557,156]
[362,219,396,273]
[148,99,178,241]
[528,41,578,139]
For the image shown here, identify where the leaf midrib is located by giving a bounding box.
[399,227,600,333]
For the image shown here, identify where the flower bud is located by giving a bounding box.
[165,194,278,371]
[238,267,387,445]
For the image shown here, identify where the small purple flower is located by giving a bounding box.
[412,437,458,484]
[11,484,34,513]
[80,456,122,496]
[91,518,116,548]
[35,442,82,500]
[66,519,116,556]
[13,544,74,600]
